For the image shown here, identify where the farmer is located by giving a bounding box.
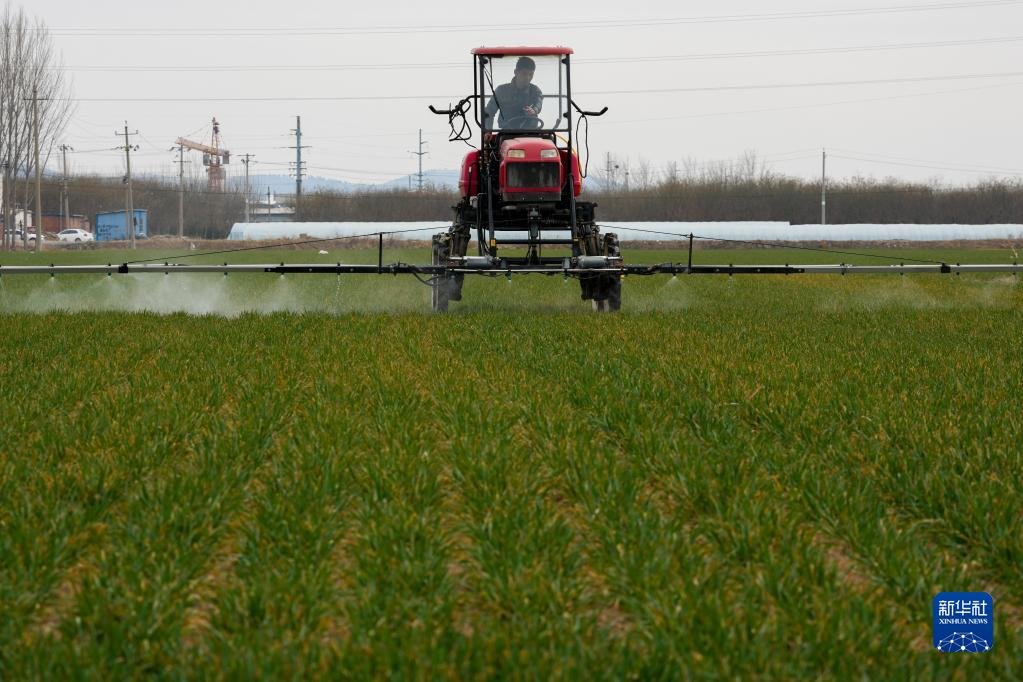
[483,56,543,129]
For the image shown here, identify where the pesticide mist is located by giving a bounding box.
[0,273,434,316]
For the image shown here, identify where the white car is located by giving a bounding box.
[57,228,94,243]
[12,229,43,243]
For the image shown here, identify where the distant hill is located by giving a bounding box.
[378,169,460,191]
[230,171,458,196]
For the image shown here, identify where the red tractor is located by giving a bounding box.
[429,46,619,311]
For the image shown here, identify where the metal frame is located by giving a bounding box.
[2,262,1020,277]
[458,50,605,261]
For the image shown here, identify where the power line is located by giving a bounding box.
[829,153,1023,176]
[52,35,1023,72]
[56,70,1023,103]
[593,70,1023,95]
[604,78,1023,125]
[42,1,1023,37]
[582,35,1023,64]
[236,131,443,141]
[830,148,1023,173]
[69,146,123,154]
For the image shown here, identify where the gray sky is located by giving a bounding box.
[27,0,1023,187]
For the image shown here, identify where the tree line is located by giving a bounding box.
[586,152,1023,224]
[1,5,73,250]
[592,175,1023,225]
[33,169,1021,240]
[35,175,244,239]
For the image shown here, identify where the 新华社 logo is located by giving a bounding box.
[932,592,994,653]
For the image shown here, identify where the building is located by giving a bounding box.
[40,212,90,233]
[95,209,149,241]
[250,191,295,223]
[0,209,33,229]
[1,209,34,245]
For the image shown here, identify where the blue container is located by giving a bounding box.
[95,210,148,241]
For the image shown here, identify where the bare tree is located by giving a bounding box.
[594,151,623,192]
[662,160,680,186]
[1,5,74,250]
[633,158,653,190]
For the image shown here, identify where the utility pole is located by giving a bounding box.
[1,161,7,251]
[266,187,272,220]
[820,148,827,226]
[22,165,29,248]
[241,153,254,223]
[118,123,139,249]
[32,86,42,253]
[289,116,309,219]
[173,143,187,238]
[408,129,428,191]
[59,144,73,232]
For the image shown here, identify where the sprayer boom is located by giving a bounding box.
[2,262,1021,277]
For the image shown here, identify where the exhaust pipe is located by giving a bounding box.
[576,255,622,269]
[454,256,498,269]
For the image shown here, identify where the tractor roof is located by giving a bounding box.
[472,46,573,56]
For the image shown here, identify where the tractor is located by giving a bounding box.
[16,47,1004,298]
[429,46,619,312]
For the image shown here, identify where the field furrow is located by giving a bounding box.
[1,247,1021,677]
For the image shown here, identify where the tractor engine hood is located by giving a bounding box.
[499,138,563,202]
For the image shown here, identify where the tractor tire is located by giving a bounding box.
[591,283,621,312]
[606,278,622,312]
[603,232,622,312]
[431,234,451,312]
[590,233,622,312]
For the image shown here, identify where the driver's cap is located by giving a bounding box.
[515,56,536,72]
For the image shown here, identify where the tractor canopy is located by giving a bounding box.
[473,48,572,134]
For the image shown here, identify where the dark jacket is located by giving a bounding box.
[483,80,543,129]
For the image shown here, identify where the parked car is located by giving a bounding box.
[57,228,94,243]
[12,229,43,243]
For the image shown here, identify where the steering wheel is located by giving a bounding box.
[502,114,545,130]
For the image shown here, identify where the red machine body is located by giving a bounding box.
[498,138,561,200]
[458,150,480,197]
[459,141,582,199]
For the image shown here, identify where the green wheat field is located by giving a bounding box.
[1,245,1021,678]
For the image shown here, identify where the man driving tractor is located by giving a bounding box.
[483,56,543,129]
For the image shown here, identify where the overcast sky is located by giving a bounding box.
[26,0,1023,187]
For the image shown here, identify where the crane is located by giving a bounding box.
[176,117,230,192]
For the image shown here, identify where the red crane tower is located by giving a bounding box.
[175,117,230,192]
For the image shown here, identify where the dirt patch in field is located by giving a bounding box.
[806,527,932,653]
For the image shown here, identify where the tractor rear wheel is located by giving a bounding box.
[604,232,622,312]
[592,279,622,312]
[611,281,622,310]
[591,233,622,312]
[431,234,451,312]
